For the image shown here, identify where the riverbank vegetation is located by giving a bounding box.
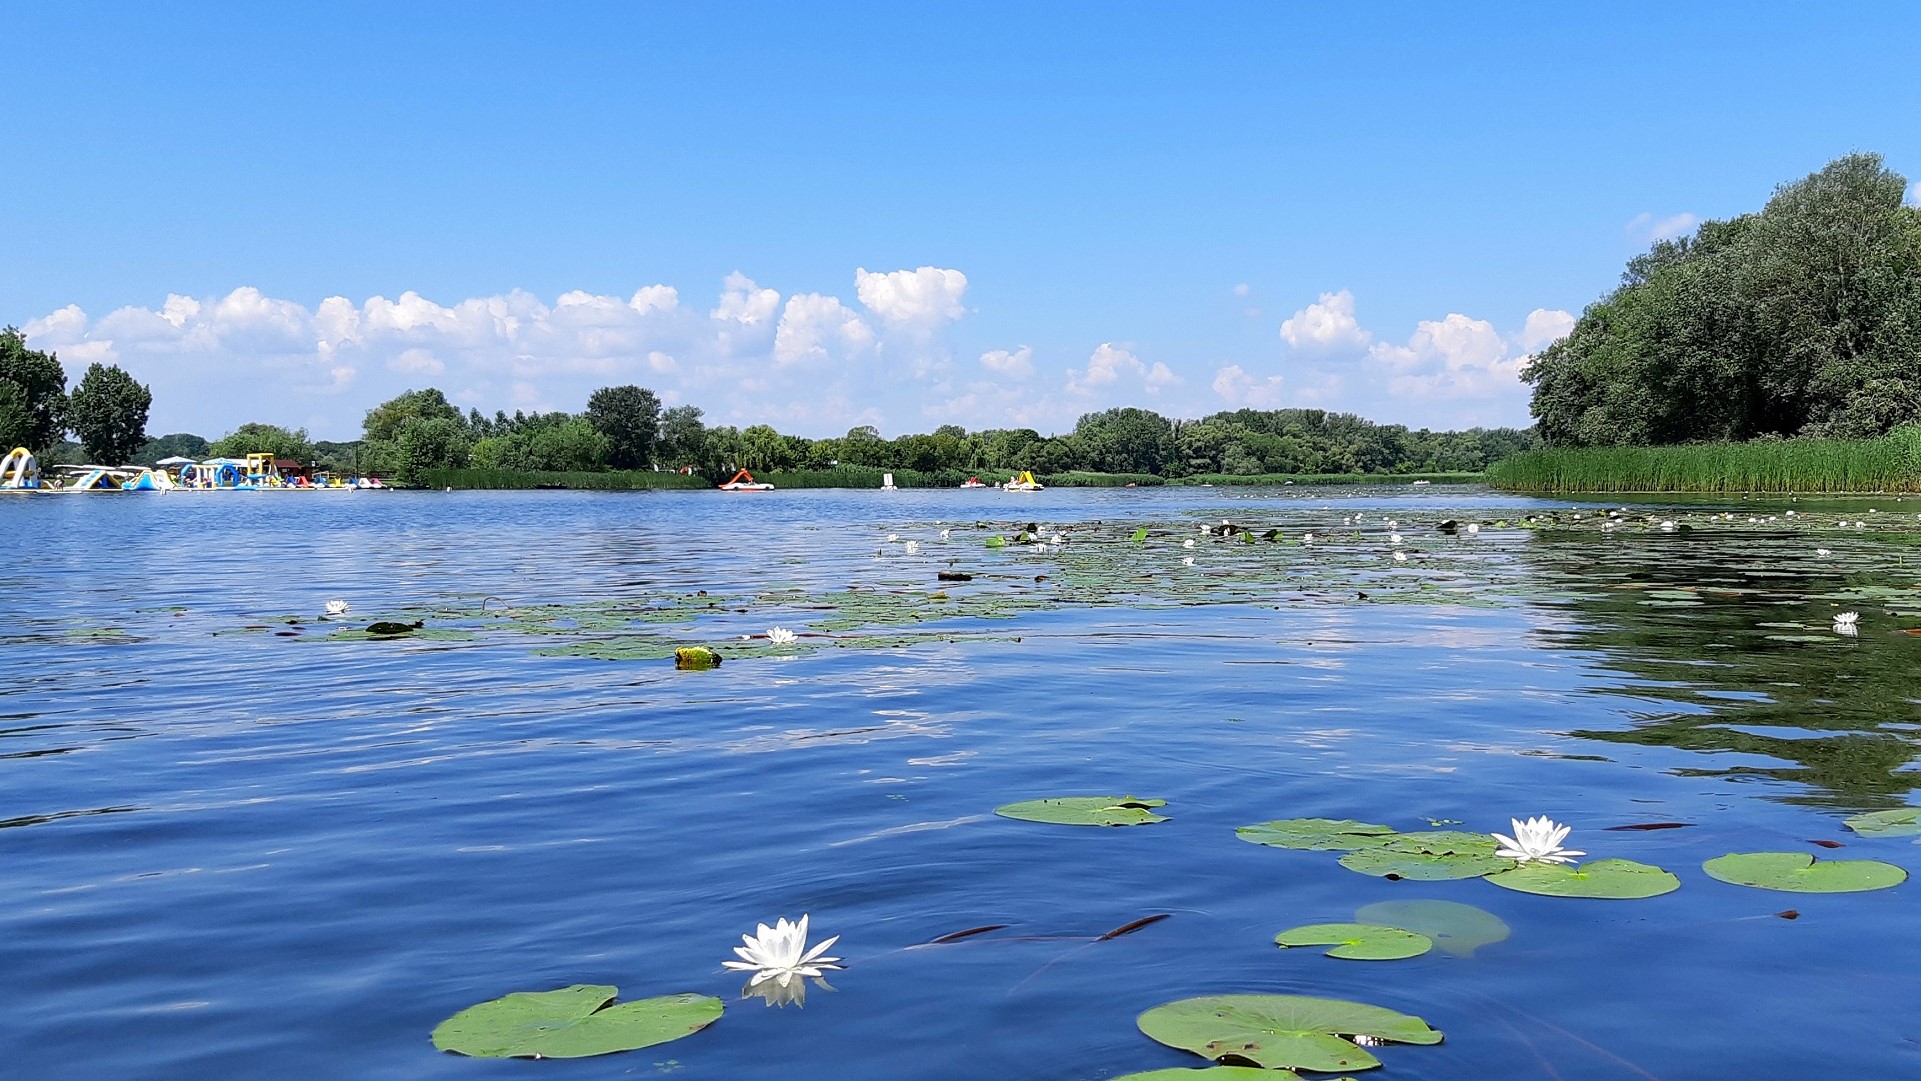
[1491,427,1921,494]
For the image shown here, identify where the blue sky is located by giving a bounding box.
[6,2,1919,440]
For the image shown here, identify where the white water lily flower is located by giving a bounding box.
[887,533,899,542]
[724,915,842,988]
[1182,556,1195,567]
[1660,520,1676,531]
[940,529,951,540]
[1392,550,1408,562]
[1389,532,1403,545]
[1466,523,1480,535]
[1182,538,1196,549]
[766,626,797,645]
[323,599,350,617]
[1302,533,1315,544]
[1786,510,1796,517]
[1834,611,1860,636]
[1816,548,1832,556]
[1491,816,1585,865]
[903,540,918,555]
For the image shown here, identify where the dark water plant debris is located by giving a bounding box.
[1136,993,1442,1072]
[430,985,722,1059]
[1274,922,1433,960]
[1486,858,1682,899]
[1701,851,1907,892]
[994,796,1169,826]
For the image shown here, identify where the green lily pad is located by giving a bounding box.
[1137,993,1442,1072]
[994,796,1169,827]
[1486,858,1681,899]
[1109,1068,1313,1081]
[1702,852,1907,893]
[1236,818,1396,851]
[1337,831,1509,880]
[1275,923,1432,960]
[431,985,722,1059]
[1843,807,1921,840]
[1354,900,1510,958]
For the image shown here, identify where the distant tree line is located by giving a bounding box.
[314,393,1532,484]
[1527,153,1921,445]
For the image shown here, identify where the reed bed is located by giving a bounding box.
[1039,471,1165,487]
[1488,428,1921,493]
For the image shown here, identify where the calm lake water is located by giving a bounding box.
[3,486,1918,1079]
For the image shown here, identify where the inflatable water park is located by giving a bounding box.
[0,449,385,494]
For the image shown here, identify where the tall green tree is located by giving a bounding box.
[209,423,318,461]
[67,363,153,464]
[584,384,662,469]
[395,416,470,483]
[0,326,68,452]
[1526,153,1921,445]
[363,388,463,443]
[658,404,708,468]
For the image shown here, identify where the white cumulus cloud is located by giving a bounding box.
[710,272,780,325]
[980,346,1034,379]
[1067,343,1178,396]
[1279,289,1370,352]
[855,266,968,327]
[772,294,875,366]
[1519,308,1576,351]
[1212,364,1286,407]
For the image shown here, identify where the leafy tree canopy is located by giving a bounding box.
[68,363,152,464]
[209,422,317,461]
[584,384,662,469]
[0,326,68,452]
[1526,153,1921,445]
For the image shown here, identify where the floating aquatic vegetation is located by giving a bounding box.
[674,646,723,670]
[1136,993,1442,1072]
[320,625,475,642]
[364,620,422,637]
[1486,858,1680,899]
[1337,831,1510,881]
[1274,922,1432,960]
[431,984,722,1059]
[1701,851,1907,893]
[994,796,1169,827]
[1235,818,1396,851]
[1353,899,1509,958]
[1843,807,1921,840]
[1489,816,1584,865]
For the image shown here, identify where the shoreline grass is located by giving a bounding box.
[1488,428,1921,494]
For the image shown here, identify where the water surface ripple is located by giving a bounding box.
[2,487,1918,1079]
